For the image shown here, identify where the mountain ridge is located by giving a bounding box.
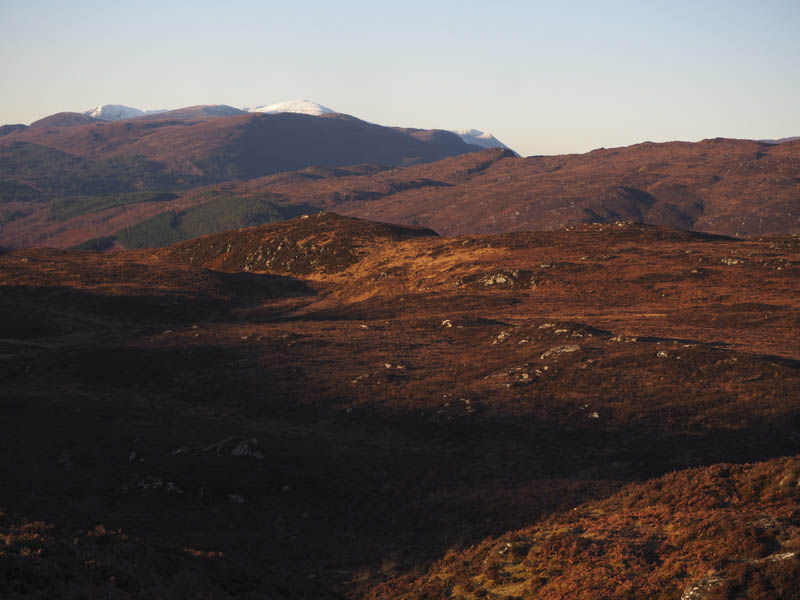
[2,137,800,250]
[4,99,514,154]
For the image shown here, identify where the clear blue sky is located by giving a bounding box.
[1,0,798,156]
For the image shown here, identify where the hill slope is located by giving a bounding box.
[0,109,484,248]
[90,138,797,249]
[3,133,800,249]
[1,214,798,597]
[194,138,800,238]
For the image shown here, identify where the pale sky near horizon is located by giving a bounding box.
[1,0,798,156]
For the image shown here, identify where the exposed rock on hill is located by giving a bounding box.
[161,213,438,275]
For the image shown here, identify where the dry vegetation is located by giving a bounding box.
[1,214,799,598]
[4,138,800,251]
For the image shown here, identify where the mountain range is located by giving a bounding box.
[1,101,798,251]
[75,100,512,150]
[0,103,484,241]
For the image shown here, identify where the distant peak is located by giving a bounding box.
[452,128,492,139]
[84,104,145,121]
[247,99,335,116]
[759,135,800,145]
[450,129,515,154]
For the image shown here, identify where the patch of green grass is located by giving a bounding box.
[116,211,184,248]
[69,236,117,251]
[49,191,178,221]
[116,194,311,249]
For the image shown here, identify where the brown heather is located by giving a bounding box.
[0,213,798,598]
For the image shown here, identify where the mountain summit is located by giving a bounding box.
[243,100,513,152]
[84,104,146,121]
[75,99,513,152]
[451,128,514,152]
[247,99,335,116]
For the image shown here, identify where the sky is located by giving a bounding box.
[1,0,798,156]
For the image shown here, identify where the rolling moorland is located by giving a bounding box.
[1,212,799,599]
[1,106,799,251]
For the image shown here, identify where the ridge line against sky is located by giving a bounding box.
[1,0,798,156]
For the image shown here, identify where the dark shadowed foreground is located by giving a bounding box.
[1,214,799,598]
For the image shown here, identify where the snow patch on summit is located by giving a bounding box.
[247,100,335,116]
[84,104,146,121]
[451,129,513,152]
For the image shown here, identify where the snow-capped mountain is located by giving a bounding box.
[78,100,515,153]
[84,104,146,121]
[246,100,335,116]
[451,129,512,152]
[245,100,514,153]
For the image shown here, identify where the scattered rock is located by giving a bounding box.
[482,273,510,286]
[540,344,580,360]
[231,439,262,459]
[765,551,796,562]
[458,269,536,289]
[779,471,798,487]
[384,363,406,370]
[490,366,537,386]
[166,481,183,495]
[136,476,163,491]
[681,574,726,600]
[493,330,511,344]
[172,436,263,460]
